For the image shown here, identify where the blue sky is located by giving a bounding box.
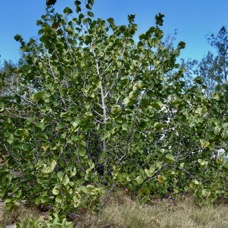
[0,0,227,63]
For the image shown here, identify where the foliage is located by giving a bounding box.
[0,0,227,222]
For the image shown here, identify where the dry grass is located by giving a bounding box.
[83,191,228,228]
[0,202,47,227]
[0,192,227,228]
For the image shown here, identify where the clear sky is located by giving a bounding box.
[0,0,227,63]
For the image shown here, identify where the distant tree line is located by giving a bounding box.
[182,26,227,97]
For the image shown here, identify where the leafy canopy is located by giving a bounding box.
[0,0,227,223]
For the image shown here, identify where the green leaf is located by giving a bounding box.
[87,11,94,17]
[42,160,57,174]
[179,163,185,169]
[221,130,228,139]
[78,148,86,157]
[15,129,29,137]
[72,118,81,128]
[145,165,155,177]
[0,102,5,112]
[223,123,228,129]
[157,175,164,183]
[151,100,163,110]
[192,179,200,185]
[86,3,93,10]
[62,175,70,186]
[57,171,64,181]
[194,76,204,84]
[214,126,221,135]
[129,91,138,99]
[222,163,228,172]
[202,189,211,197]
[163,154,175,164]
[101,131,111,140]
[73,196,81,208]
[88,0,94,5]
[154,122,163,130]
[52,186,60,195]
[75,0,81,5]
[198,159,208,166]
[155,13,164,26]
[124,97,132,106]
[111,105,121,115]
[37,121,46,131]
[7,133,14,144]
[14,34,22,42]
[55,195,62,204]
[195,107,207,115]
[136,176,144,184]
[178,41,186,49]
[71,135,81,142]
[122,122,128,131]
[107,17,115,25]
[40,196,49,204]
[200,139,210,148]
[70,167,77,177]
[63,7,73,14]
[46,0,56,6]
[128,14,135,23]
[31,91,46,102]
[36,20,43,26]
